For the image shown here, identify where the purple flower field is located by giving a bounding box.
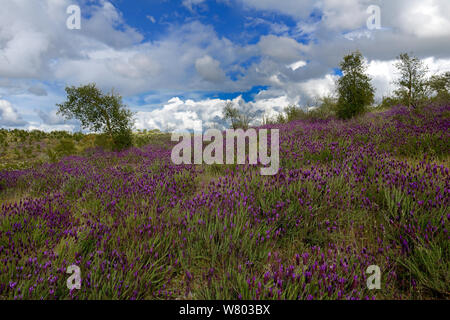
[0,104,448,300]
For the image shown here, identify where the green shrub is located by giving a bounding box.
[377,96,402,110]
[112,129,133,151]
[95,133,114,150]
[46,149,59,163]
[55,138,76,156]
[284,105,306,122]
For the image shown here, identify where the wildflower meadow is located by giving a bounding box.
[0,103,448,300]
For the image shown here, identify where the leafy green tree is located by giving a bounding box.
[336,51,375,119]
[57,84,134,150]
[394,53,429,108]
[428,72,450,103]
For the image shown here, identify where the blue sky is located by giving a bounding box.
[109,0,311,43]
[0,0,449,132]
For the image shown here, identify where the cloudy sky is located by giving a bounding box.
[1,0,449,132]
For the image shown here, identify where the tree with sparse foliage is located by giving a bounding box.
[336,51,375,119]
[394,53,429,108]
[57,84,134,150]
[223,101,255,129]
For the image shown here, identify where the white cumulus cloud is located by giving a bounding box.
[0,99,27,126]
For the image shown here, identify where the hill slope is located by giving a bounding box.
[0,104,448,299]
